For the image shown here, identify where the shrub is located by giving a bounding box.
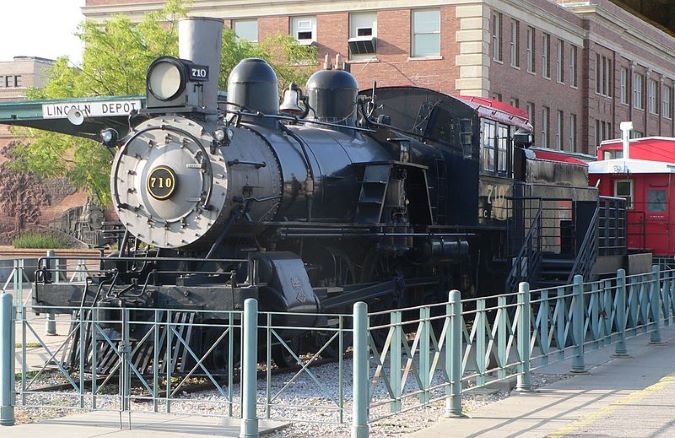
[12,232,72,249]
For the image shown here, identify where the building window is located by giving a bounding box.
[555,110,564,150]
[556,39,564,83]
[542,33,550,79]
[14,75,22,87]
[527,102,535,132]
[541,106,550,147]
[0,76,5,88]
[492,12,502,62]
[596,55,612,97]
[291,16,317,44]
[509,98,519,108]
[233,19,258,42]
[526,26,535,73]
[615,180,633,209]
[648,79,658,114]
[349,12,377,59]
[412,9,440,58]
[510,20,519,68]
[569,45,577,87]
[5,76,14,87]
[648,190,667,212]
[634,73,644,110]
[620,68,628,104]
[664,85,672,119]
[569,113,577,151]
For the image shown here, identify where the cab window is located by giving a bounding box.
[614,180,633,209]
[647,190,666,212]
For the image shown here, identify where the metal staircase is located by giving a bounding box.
[354,164,391,224]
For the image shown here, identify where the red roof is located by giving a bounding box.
[597,137,675,162]
[531,149,588,166]
[456,95,532,132]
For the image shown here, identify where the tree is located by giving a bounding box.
[10,0,316,206]
[0,143,50,235]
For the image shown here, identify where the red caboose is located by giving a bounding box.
[589,135,675,256]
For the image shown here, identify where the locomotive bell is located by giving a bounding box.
[280,83,305,116]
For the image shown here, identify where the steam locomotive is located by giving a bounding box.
[9,18,625,368]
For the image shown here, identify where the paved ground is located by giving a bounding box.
[410,324,675,438]
[5,411,288,437]
[6,311,675,437]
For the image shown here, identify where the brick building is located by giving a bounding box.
[82,0,675,155]
[0,56,54,155]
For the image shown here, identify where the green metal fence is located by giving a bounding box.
[1,259,673,437]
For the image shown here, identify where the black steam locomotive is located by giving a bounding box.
[6,18,625,368]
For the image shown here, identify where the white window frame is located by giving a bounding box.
[492,12,502,62]
[527,102,535,131]
[542,33,550,79]
[233,19,258,42]
[510,20,519,68]
[349,12,377,60]
[526,26,535,73]
[648,79,658,114]
[556,110,564,150]
[663,85,672,119]
[569,45,577,87]
[614,179,633,209]
[291,16,317,44]
[556,39,564,83]
[411,9,441,58]
[620,68,628,104]
[569,113,577,151]
[634,73,644,110]
[541,106,549,148]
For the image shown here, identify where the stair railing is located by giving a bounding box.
[505,205,543,292]
[567,203,600,284]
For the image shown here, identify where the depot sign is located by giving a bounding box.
[42,99,142,119]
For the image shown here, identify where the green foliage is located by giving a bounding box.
[12,232,73,249]
[12,0,316,206]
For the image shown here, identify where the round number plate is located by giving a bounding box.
[147,165,177,200]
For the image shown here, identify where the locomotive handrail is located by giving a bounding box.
[505,206,543,292]
[567,203,600,283]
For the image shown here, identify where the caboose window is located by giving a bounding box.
[497,124,509,175]
[615,180,633,209]
[648,190,667,212]
[481,120,496,173]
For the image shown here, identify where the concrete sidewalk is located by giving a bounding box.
[410,325,675,438]
[5,411,288,437]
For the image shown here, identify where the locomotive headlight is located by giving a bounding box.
[147,57,186,101]
[213,128,226,142]
[100,128,119,147]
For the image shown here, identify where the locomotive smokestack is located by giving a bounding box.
[179,17,224,118]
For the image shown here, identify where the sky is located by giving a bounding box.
[0,0,85,65]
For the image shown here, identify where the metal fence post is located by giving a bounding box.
[240,298,258,438]
[516,282,531,391]
[650,265,662,344]
[45,251,57,336]
[614,269,628,357]
[662,271,671,327]
[571,275,586,373]
[352,301,369,438]
[445,290,463,417]
[0,293,15,426]
[390,311,402,413]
